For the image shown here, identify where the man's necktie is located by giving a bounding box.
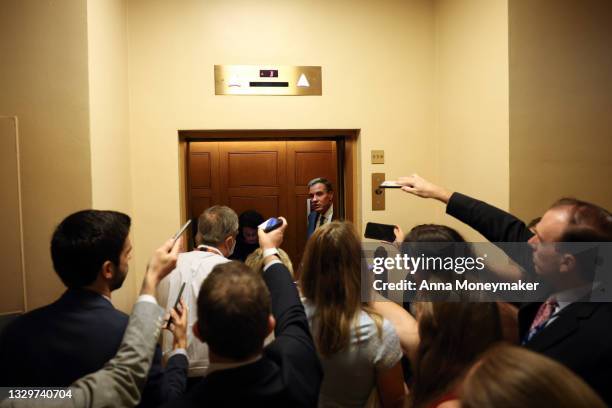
[524,297,558,343]
[318,214,325,227]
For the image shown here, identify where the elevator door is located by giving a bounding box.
[187,140,338,266]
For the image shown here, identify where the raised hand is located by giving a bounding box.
[396,174,452,203]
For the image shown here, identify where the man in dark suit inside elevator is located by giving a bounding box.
[307,177,335,239]
[0,210,188,407]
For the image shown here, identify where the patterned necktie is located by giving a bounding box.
[525,297,558,343]
[318,214,325,227]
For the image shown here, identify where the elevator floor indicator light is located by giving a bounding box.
[215,65,321,95]
[297,73,310,87]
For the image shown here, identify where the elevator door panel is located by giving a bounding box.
[188,139,337,266]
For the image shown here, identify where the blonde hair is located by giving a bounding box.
[299,221,381,356]
[244,248,294,277]
[461,344,606,408]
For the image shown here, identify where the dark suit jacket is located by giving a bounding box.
[446,192,534,244]
[518,301,612,405]
[447,192,612,405]
[163,262,323,408]
[1,301,167,408]
[307,206,337,239]
[307,211,318,238]
[0,288,188,407]
[447,192,534,272]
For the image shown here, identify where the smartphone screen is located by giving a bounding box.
[258,217,283,233]
[364,222,397,243]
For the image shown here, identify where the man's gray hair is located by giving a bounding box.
[197,206,239,246]
[307,177,333,192]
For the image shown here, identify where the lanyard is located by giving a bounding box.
[197,244,224,257]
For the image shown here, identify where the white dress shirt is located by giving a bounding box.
[544,284,594,327]
[316,204,334,227]
[158,249,230,376]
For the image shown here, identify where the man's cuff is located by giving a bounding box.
[262,247,279,257]
[167,348,188,359]
[137,294,158,305]
[263,259,282,271]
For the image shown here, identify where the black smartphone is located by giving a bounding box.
[258,217,284,233]
[364,222,397,243]
[167,282,186,326]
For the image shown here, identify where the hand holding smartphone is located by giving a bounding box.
[379,180,402,188]
[167,282,186,327]
[257,216,288,250]
[258,217,284,233]
[172,220,192,247]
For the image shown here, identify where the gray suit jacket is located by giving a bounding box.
[1,301,165,408]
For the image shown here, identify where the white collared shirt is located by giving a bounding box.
[545,284,594,327]
[157,249,231,377]
[205,354,263,377]
[318,204,334,226]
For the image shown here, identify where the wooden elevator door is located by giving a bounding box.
[187,140,337,266]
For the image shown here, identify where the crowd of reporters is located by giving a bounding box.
[1,173,611,408]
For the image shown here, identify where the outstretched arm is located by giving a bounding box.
[258,218,310,341]
[73,238,186,408]
[397,174,533,243]
[396,174,534,274]
[258,218,323,407]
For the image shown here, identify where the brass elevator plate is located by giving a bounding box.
[214,65,322,96]
[372,173,385,211]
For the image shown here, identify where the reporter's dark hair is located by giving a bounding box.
[51,210,131,288]
[411,302,502,408]
[404,223,467,244]
[238,210,265,230]
[402,224,475,300]
[197,261,271,360]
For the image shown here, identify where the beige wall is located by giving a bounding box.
[126,0,439,281]
[87,0,136,312]
[6,0,609,312]
[0,0,92,311]
[509,0,612,221]
[0,117,25,314]
[433,0,510,241]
